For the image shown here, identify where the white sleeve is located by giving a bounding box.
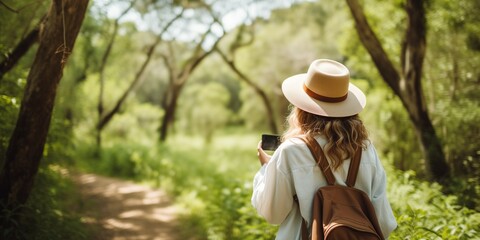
[370,146,398,238]
[251,147,294,225]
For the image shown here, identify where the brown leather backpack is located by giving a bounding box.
[299,136,384,240]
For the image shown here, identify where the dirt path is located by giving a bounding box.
[73,173,180,240]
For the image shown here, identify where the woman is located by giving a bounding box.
[251,59,397,239]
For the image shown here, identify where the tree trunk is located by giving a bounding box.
[0,0,89,206]
[159,84,182,142]
[409,109,449,181]
[345,0,450,183]
[401,0,450,183]
[158,68,206,142]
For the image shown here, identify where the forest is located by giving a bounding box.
[0,0,479,239]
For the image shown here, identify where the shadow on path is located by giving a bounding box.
[73,173,180,240]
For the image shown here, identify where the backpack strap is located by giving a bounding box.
[303,136,363,187]
[302,136,336,185]
[346,147,362,187]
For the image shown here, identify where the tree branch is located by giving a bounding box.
[345,0,401,95]
[215,45,278,133]
[97,1,135,124]
[0,15,46,79]
[229,21,255,54]
[0,0,19,13]
[97,9,184,131]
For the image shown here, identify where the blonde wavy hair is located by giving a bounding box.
[282,107,369,170]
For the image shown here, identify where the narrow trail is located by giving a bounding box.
[73,173,180,240]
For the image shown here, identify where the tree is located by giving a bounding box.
[345,0,450,183]
[0,0,89,206]
[95,7,184,149]
[95,1,134,149]
[215,23,279,133]
[158,9,226,142]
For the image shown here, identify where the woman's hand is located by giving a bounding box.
[257,141,272,166]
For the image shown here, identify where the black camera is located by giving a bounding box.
[261,134,281,151]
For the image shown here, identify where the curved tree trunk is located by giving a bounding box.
[214,23,278,133]
[158,21,226,142]
[401,0,450,182]
[215,48,279,133]
[159,84,182,142]
[0,0,89,206]
[95,3,134,152]
[345,0,450,183]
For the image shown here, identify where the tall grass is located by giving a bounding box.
[77,130,480,240]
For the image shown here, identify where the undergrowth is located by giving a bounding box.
[76,132,480,240]
[0,164,90,240]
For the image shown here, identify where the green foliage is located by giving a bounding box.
[0,0,48,55]
[0,48,30,168]
[238,86,272,131]
[103,102,162,143]
[435,98,480,210]
[178,82,233,143]
[74,102,162,179]
[0,165,90,240]
[0,93,19,167]
[386,167,480,240]
[77,140,159,180]
[424,0,480,209]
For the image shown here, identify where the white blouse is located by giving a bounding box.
[252,137,397,240]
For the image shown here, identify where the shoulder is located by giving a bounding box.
[279,137,307,150]
[362,141,380,163]
[276,136,332,155]
[273,138,308,162]
[270,137,315,170]
[360,141,386,175]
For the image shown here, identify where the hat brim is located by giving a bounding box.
[282,73,366,117]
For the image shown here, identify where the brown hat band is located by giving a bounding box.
[303,84,348,103]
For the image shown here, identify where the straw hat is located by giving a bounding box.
[281,59,366,117]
